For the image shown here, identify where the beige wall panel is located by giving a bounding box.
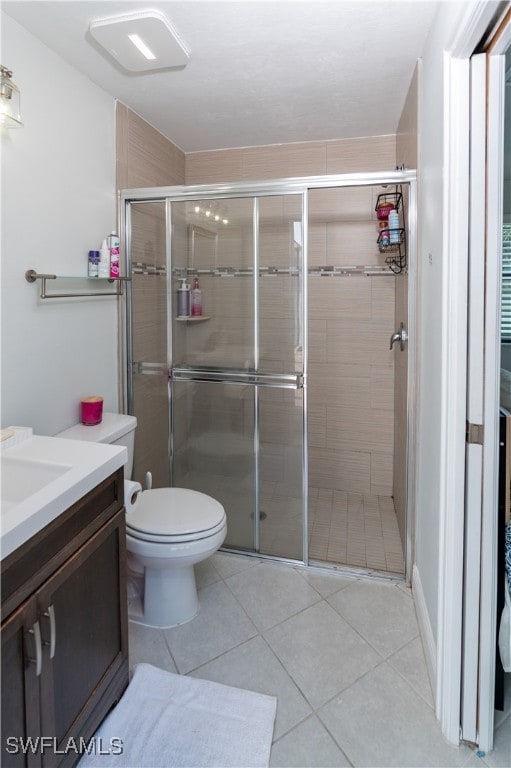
[309,186,375,222]
[186,135,397,185]
[309,447,371,494]
[186,148,245,184]
[124,108,185,188]
[308,404,327,449]
[132,275,167,363]
[371,366,394,410]
[308,223,327,266]
[371,276,396,320]
[309,361,371,381]
[308,330,327,363]
[260,403,296,445]
[326,318,394,367]
[241,141,327,180]
[371,451,394,496]
[259,275,298,318]
[325,404,393,455]
[326,135,396,174]
[309,276,372,320]
[116,101,129,192]
[325,221,382,266]
[308,372,370,411]
[259,226,295,266]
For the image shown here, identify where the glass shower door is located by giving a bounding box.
[170,193,306,560]
[128,201,171,489]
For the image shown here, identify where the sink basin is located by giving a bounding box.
[0,432,127,560]
[1,455,72,513]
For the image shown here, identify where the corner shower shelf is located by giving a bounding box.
[176,316,211,323]
[25,270,130,299]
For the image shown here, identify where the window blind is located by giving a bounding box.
[502,224,511,342]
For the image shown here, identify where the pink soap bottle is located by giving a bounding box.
[191,276,202,316]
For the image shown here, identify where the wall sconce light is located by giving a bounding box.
[0,66,22,128]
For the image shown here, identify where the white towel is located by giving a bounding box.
[78,663,277,767]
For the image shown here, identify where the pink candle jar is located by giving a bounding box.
[81,396,103,425]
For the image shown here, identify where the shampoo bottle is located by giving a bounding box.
[108,232,120,278]
[388,209,400,244]
[98,239,110,278]
[191,276,202,316]
[177,279,191,317]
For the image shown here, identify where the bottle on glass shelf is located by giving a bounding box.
[191,276,202,317]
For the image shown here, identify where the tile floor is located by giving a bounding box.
[128,552,510,767]
[308,488,405,575]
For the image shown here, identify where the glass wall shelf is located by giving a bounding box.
[25,270,130,300]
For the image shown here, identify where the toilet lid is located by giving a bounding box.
[126,488,226,540]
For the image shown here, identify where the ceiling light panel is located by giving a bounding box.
[89,11,190,73]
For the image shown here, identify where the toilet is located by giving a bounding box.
[56,412,227,628]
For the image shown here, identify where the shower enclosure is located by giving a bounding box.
[121,171,416,576]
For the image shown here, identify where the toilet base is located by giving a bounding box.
[142,563,199,628]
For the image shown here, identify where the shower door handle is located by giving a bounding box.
[131,362,169,376]
[390,323,408,351]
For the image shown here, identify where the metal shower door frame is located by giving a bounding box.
[121,169,417,574]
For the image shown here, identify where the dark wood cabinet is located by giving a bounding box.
[1,469,128,768]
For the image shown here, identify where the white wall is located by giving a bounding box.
[414,0,468,662]
[1,13,118,435]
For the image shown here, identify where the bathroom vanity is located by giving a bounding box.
[0,434,128,768]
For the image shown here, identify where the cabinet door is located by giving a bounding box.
[1,599,42,768]
[37,511,128,767]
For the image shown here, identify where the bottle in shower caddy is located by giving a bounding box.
[177,278,191,317]
[191,276,202,317]
[388,209,401,244]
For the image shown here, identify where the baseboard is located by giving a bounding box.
[412,563,437,703]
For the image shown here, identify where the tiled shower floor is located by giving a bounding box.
[180,471,405,576]
[307,488,405,575]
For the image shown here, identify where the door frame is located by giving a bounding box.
[440,0,510,750]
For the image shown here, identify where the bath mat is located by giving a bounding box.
[78,662,277,768]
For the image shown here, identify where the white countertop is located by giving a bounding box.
[1,434,126,560]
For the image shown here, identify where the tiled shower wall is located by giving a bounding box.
[308,186,395,496]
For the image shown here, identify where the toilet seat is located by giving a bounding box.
[126,487,226,544]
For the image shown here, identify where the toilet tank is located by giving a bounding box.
[56,413,137,479]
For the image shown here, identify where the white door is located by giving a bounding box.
[461,51,486,746]
[462,30,508,752]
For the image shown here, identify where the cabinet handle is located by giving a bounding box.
[43,605,56,659]
[28,621,42,676]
